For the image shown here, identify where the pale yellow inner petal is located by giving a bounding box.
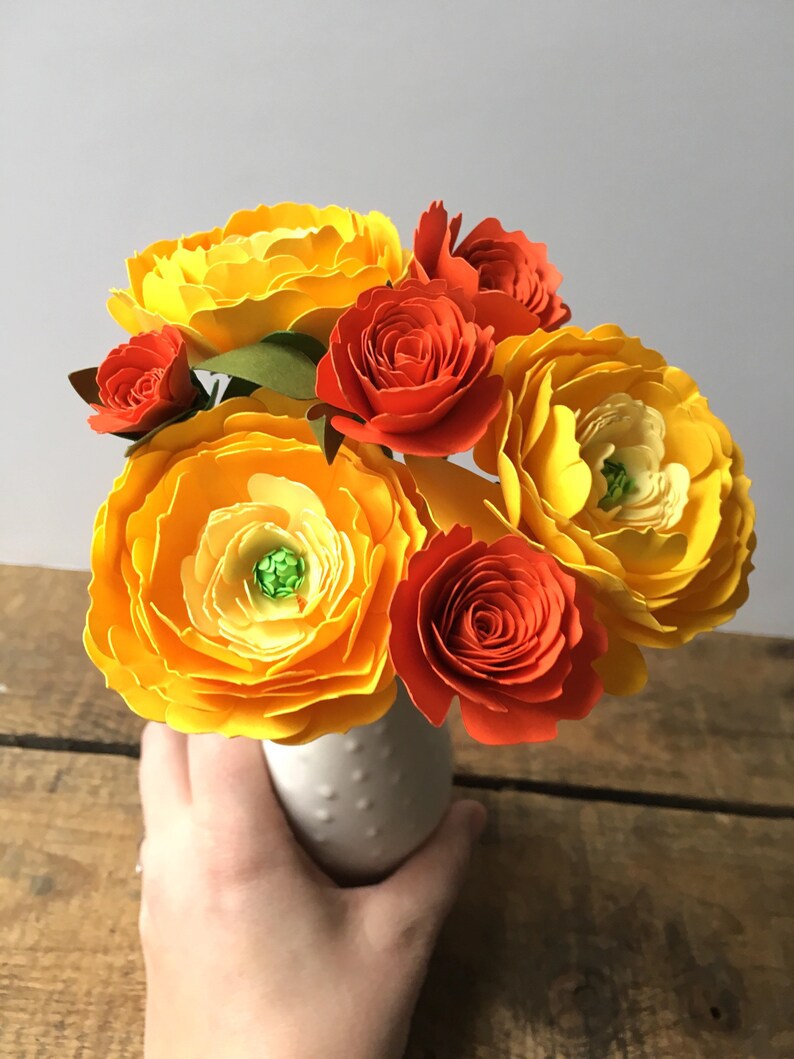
[577,393,690,531]
[179,473,350,664]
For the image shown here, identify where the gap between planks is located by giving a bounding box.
[2,731,792,822]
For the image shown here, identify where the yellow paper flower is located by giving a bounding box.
[84,393,429,742]
[107,203,409,357]
[472,325,755,667]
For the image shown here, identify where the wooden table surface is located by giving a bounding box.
[0,563,792,1058]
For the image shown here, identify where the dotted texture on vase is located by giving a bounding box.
[263,683,454,882]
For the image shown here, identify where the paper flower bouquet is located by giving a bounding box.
[71,200,755,875]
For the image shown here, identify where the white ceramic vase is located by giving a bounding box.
[263,682,453,883]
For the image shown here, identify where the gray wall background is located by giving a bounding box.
[1,0,791,635]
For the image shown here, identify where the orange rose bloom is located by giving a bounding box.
[88,326,198,435]
[410,201,570,342]
[390,525,607,744]
[316,280,501,456]
[84,394,429,741]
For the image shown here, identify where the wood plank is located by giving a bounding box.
[410,791,793,1059]
[2,564,792,807]
[0,747,791,1058]
[453,629,794,810]
[0,564,143,749]
[0,748,144,1059]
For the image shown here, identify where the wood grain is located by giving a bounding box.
[1,564,792,806]
[0,748,144,1059]
[452,629,794,810]
[0,747,791,1058]
[0,564,140,749]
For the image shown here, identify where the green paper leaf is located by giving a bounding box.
[199,339,318,400]
[68,367,100,406]
[306,402,346,465]
[189,369,222,399]
[221,375,260,400]
[123,378,221,457]
[259,330,327,367]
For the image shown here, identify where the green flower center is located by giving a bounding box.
[598,459,637,511]
[253,547,306,598]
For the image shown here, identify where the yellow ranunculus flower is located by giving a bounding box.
[84,393,429,741]
[473,325,755,671]
[107,203,409,357]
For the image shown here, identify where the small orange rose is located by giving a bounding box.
[316,280,501,456]
[389,525,607,744]
[410,201,570,342]
[88,326,198,435]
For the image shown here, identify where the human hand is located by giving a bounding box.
[137,722,487,1059]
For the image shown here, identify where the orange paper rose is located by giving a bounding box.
[410,200,571,342]
[87,326,199,435]
[315,280,501,456]
[389,525,607,744]
[84,394,429,742]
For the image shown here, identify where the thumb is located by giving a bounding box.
[370,799,487,943]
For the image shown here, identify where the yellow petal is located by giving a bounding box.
[593,633,648,696]
[404,456,506,542]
